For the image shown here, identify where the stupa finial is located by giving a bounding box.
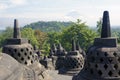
[101,11,111,38]
[13,19,21,38]
[72,39,76,51]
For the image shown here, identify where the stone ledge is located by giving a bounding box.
[6,38,28,45]
[94,38,117,47]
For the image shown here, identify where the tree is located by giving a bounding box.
[47,32,62,45]
[96,18,102,36]
[61,19,97,51]
[0,27,13,47]
[34,30,48,49]
[21,28,50,54]
[21,28,38,46]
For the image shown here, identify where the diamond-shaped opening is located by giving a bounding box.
[97,52,99,56]
[24,61,27,65]
[78,63,80,65]
[91,56,95,62]
[21,57,24,61]
[74,63,77,67]
[72,59,75,63]
[31,60,33,63]
[18,53,21,57]
[8,49,12,53]
[76,59,79,63]
[79,60,82,63]
[109,58,113,63]
[90,69,94,74]
[30,52,32,55]
[104,64,108,70]
[95,64,98,68]
[32,55,34,58]
[72,66,75,68]
[28,56,30,59]
[114,64,118,70]
[24,53,27,56]
[80,65,82,68]
[85,68,87,71]
[11,53,14,57]
[100,58,104,63]
[21,49,23,52]
[26,48,29,51]
[104,52,108,56]
[108,71,113,77]
[113,52,117,57]
[118,57,120,62]
[76,66,79,68]
[14,49,17,53]
[98,70,102,76]
[118,71,120,75]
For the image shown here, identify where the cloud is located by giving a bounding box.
[0,0,27,10]
[0,3,9,10]
[66,11,80,18]
[10,0,27,5]
[65,10,88,22]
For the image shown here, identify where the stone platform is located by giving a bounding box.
[47,70,72,80]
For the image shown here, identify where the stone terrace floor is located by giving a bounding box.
[47,70,72,80]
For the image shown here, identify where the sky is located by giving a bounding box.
[0,0,120,30]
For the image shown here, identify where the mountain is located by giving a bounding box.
[23,21,74,32]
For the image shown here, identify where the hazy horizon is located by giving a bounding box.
[0,18,120,30]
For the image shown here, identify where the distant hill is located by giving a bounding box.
[24,21,74,32]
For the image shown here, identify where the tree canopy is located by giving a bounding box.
[0,27,13,47]
[96,18,102,36]
[21,27,38,46]
[60,19,97,51]
[24,21,73,32]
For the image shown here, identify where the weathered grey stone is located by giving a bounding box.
[49,43,67,70]
[28,61,52,80]
[40,57,54,70]
[55,43,67,70]
[73,11,120,80]
[51,44,57,55]
[3,44,35,66]
[63,40,84,75]
[33,45,42,61]
[72,40,76,51]
[76,41,86,57]
[56,43,67,56]
[101,11,111,38]
[94,38,117,47]
[2,19,52,80]
[0,53,52,80]
[47,70,72,80]
[2,19,36,66]
[13,19,21,38]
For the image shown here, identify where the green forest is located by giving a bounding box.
[0,19,120,55]
[24,21,74,32]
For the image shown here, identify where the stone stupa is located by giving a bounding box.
[1,19,52,80]
[2,19,35,66]
[64,40,84,75]
[73,11,120,80]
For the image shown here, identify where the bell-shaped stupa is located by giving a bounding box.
[73,11,120,80]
